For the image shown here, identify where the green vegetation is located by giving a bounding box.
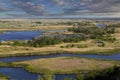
[26,34,86,47]
[0,57,116,74]
[38,74,55,80]
[106,23,120,28]
[76,65,120,80]
[68,25,116,41]
[27,36,62,47]
[2,34,86,47]
[0,73,9,80]
[0,58,119,80]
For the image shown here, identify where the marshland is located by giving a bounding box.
[0,19,120,80]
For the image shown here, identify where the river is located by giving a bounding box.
[0,30,119,80]
[0,53,120,62]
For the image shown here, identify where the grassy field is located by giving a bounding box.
[0,19,80,31]
[0,25,73,31]
[0,39,120,57]
[0,57,117,74]
[14,57,118,74]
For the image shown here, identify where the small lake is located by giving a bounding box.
[0,53,120,62]
[0,30,43,41]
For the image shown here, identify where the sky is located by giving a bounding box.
[0,0,120,18]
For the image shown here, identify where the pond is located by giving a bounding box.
[0,30,43,41]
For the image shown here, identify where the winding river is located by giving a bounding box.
[0,53,120,62]
[0,30,120,80]
[0,53,119,80]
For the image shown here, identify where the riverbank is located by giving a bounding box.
[0,73,9,80]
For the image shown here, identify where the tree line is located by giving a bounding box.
[68,25,116,42]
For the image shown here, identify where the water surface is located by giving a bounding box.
[97,24,106,28]
[0,53,120,62]
[0,30,43,41]
[0,68,40,80]
[0,68,76,80]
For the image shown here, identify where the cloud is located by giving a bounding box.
[62,0,120,15]
[11,0,46,16]
[0,0,120,18]
[50,0,64,6]
[0,3,10,12]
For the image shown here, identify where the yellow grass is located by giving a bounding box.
[0,25,73,31]
[17,57,115,73]
[0,39,119,56]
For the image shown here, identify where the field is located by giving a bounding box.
[0,19,81,31]
[0,38,120,57]
[2,57,116,74]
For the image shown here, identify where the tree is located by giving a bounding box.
[76,74,84,80]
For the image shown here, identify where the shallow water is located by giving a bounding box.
[0,30,43,41]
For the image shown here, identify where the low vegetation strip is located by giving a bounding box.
[0,43,120,58]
